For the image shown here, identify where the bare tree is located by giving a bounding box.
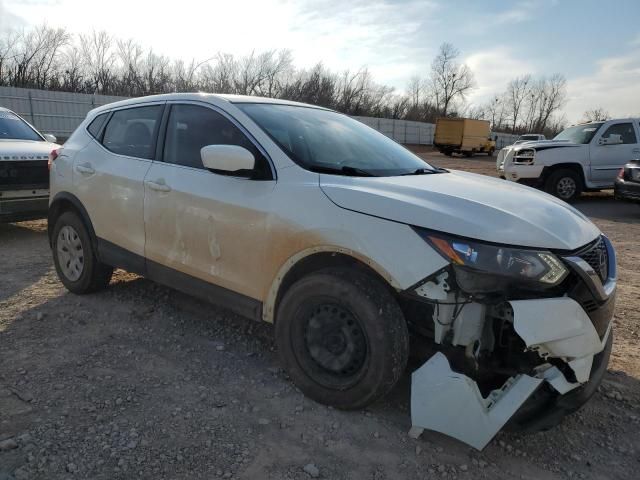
[429,43,475,117]
[255,49,294,98]
[406,75,424,109]
[60,44,85,92]
[530,74,566,132]
[505,74,531,132]
[465,103,486,120]
[172,58,201,92]
[281,63,337,107]
[80,30,116,93]
[582,107,610,122]
[0,24,580,129]
[30,26,69,88]
[0,29,19,86]
[486,94,507,130]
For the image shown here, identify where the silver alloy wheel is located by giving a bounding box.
[56,225,84,281]
[557,176,577,199]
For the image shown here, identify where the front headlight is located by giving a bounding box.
[415,229,568,291]
[513,148,535,165]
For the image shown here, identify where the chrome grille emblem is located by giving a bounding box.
[597,248,607,281]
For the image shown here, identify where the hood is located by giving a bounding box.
[320,170,600,250]
[0,139,59,161]
[504,140,581,152]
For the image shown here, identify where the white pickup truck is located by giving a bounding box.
[514,133,546,144]
[497,119,640,201]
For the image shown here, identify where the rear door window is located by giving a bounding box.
[601,123,637,144]
[101,105,163,159]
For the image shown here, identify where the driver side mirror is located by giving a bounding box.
[43,133,57,143]
[200,145,255,175]
[599,134,623,146]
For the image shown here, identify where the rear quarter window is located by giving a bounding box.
[87,113,109,139]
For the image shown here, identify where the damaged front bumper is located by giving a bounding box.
[409,235,616,450]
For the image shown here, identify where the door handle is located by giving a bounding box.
[145,180,172,192]
[75,163,95,175]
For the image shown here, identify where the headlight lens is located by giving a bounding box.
[513,148,535,165]
[417,230,568,288]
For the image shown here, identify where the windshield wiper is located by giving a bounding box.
[308,165,378,177]
[399,167,447,176]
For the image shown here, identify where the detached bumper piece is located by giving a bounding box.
[411,353,542,450]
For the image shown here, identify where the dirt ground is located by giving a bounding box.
[1,150,639,480]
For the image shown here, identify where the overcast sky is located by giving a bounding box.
[2,0,639,122]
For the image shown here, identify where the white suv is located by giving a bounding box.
[49,93,616,449]
[0,107,59,222]
[498,119,640,200]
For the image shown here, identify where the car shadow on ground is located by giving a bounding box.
[0,221,51,302]
[573,194,640,222]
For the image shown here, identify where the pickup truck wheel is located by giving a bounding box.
[275,268,409,410]
[545,169,582,201]
[52,211,113,294]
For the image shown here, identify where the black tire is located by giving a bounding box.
[443,150,453,157]
[545,169,583,201]
[275,268,409,410]
[463,151,473,158]
[52,211,113,294]
[488,148,495,156]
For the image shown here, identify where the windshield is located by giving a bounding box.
[236,103,437,176]
[554,123,603,144]
[0,111,43,141]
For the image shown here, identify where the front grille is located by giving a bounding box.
[0,160,49,189]
[576,236,608,283]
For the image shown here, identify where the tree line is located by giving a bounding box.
[1,25,577,135]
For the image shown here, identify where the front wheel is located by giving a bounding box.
[545,169,583,202]
[52,211,113,294]
[275,269,409,410]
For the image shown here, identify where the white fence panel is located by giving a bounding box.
[0,87,523,148]
[0,86,125,139]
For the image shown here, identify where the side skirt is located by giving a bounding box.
[97,238,263,322]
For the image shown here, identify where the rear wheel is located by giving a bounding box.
[545,169,582,201]
[275,268,409,410]
[52,211,113,294]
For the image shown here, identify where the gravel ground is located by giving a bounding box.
[1,150,639,479]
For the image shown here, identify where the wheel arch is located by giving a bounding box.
[541,162,587,187]
[48,192,97,250]
[264,247,401,324]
